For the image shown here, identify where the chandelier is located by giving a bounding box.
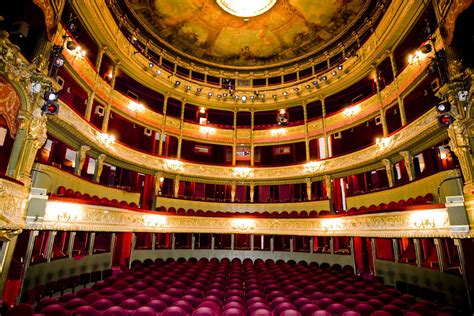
[216,0,277,18]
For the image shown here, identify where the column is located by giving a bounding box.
[232,110,237,165]
[231,181,236,202]
[250,110,255,166]
[177,99,186,159]
[373,64,388,136]
[101,61,120,132]
[309,237,314,254]
[382,158,395,187]
[400,151,415,181]
[434,238,444,272]
[14,113,48,184]
[46,231,56,262]
[93,154,106,182]
[392,239,399,261]
[75,145,90,175]
[250,235,254,251]
[447,120,473,190]
[85,46,108,120]
[414,239,422,267]
[153,172,163,209]
[68,232,76,258]
[6,119,27,177]
[158,95,169,155]
[389,51,407,126]
[151,234,156,251]
[324,175,332,200]
[321,97,330,157]
[174,175,180,198]
[0,232,20,299]
[306,178,312,201]
[250,182,255,203]
[88,233,96,256]
[302,101,310,161]
[231,234,235,250]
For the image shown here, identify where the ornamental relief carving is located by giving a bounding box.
[55,104,438,182]
[0,178,29,230]
[28,201,461,238]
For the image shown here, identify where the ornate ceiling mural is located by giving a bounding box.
[120,0,371,68]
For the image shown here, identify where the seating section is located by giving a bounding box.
[8,257,458,316]
[51,189,436,219]
[53,186,139,209]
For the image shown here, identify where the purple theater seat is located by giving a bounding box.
[145,299,168,313]
[326,303,349,315]
[162,306,188,316]
[102,306,128,316]
[119,298,141,312]
[157,294,174,306]
[342,298,359,309]
[370,311,391,316]
[403,313,422,316]
[92,299,114,311]
[192,307,219,316]
[271,297,290,309]
[198,301,221,312]
[221,307,246,316]
[109,294,127,306]
[76,288,94,298]
[251,309,273,316]
[83,293,103,304]
[390,299,410,310]
[133,281,148,291]
[203,295,223,306]
[409,304,433,316]
[112,281,129,291]
[122,288,139,298]
[64,298,89,311]
[310,311,331,316]
[353,303,376,316]
[225,296,245,305]
[274,302,298,316]
[376,294,393,304]
[133,294,151,305]
[37,298,59,312]
[40,304,67,316]
[315,298,334,309]
[71,305,98,316]
[132,306,156,316]
[309,292,325,301]
[293,297,312,309]
[299,303,320,316]
[100,287,118,296]
[280,311,302,316]
[341,312,361,316]
[92,281,109,291]
[172,300,194,314]
[380,304,403,316]
[247,302,271,314]
[6,304,34,316]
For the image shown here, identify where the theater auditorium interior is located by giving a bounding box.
[0,0,474,315]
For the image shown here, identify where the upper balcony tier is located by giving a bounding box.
[70,0,427,109]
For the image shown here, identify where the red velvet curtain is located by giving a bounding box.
[259,186,270,202]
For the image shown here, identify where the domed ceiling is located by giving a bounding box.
[113,0,374,69]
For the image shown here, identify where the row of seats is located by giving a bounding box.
[345,194,435,215]
[54,186,139,209]
[7,257,459,315]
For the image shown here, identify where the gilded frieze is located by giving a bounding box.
[0,177,29,230]
[26,200,467,238]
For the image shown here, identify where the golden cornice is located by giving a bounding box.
[49,105,443,182]
[70,0,426,110]
[25,200,470,238]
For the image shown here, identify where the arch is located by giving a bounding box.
[0,75,22,138]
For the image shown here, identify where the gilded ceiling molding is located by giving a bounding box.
[0,177,29,230]
[70,0,426,110]
[50,105,442,182]
[25,200,469,238]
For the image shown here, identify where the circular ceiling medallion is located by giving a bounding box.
[216,0,277,17]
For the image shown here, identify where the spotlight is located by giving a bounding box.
[208,92,213,97]
[217,94,222,99]
[196,87,202,93]
[331,71,337,76]
[250,95,255,100]
[241,95,247,103]
[66,41,77,50]
[52,55,64,68]
[305,84,311,89]
[44,90,58,102]
[131,36,138,43]
[185,85,191,91]
[41,102,60,115]
[156,69,162,75]
[223,93,228,97]
[282,91,288,96]
[259,94,265,99]
[436,101,451,113]
[420,44,432,54]
[148,62,154,68]
[437,114,454,127]
[174,80,181,86]
[272,94,277,100]
[320,76,327,81]
[293,88,300,92]
[337,64,343,71]
[312,80,318,86]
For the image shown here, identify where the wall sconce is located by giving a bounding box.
[408,49,428,65]
[231,218,256,231]
[375,137,391,150]
[304,161,322,173]
[128,101,145,114]
[45,202,84,222]
[163,159,184,172]
[270,129,286,136]
[97,133,116,147]
[343,105,360,117]
[143,215,167,228]
[67,43,86,60]
[232,167,254,179]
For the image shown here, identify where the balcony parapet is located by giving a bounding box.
[49,104,444,183]
[0,176,29,230]
[25,198,468,238]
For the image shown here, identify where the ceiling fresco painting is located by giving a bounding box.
[123,0,370,67]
